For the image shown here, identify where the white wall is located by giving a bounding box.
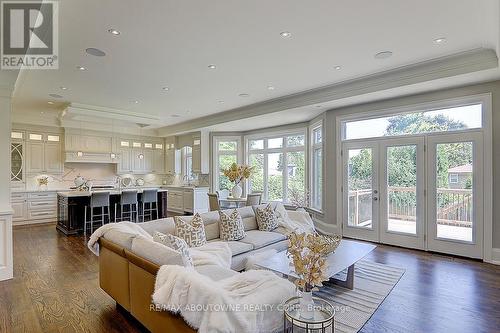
[0,95,13,280]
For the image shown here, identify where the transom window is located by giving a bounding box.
[343,104,483,141]
[246,132,306,203]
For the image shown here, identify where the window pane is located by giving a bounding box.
[312,148,322,209]
[287,151,305,205]
[267,153,283,201]
[218,141,237,151]
[347,148,373,228]
[248,154,264,193]
[313,127,322,144]
[11,132,23,139]
[120,141,129,147]
[387,145,417,235]
[218,154,237,190]
[249,139,264,150]
[133,142,141,148]
[144,143,153,148]
[286,135,305,147]
[47,135,59,142]
[436,142,473,242]
[344,104,482,140]
[29,133,42,141]
[268,138,283,149]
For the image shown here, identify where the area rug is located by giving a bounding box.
[313,260,405,333]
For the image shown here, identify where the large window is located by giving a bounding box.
[310,122,323,210]
[246,132,306,203]
[214,137,241,191]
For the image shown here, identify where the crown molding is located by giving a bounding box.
[157,48,498,136]
[62,103,162,126]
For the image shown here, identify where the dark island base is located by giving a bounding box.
[57,191,168,235]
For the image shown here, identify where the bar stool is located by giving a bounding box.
[84,192,111,234]
[140,189,159,222]
[114,190,138,222]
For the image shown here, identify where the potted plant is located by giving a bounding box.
[222,163,254,199]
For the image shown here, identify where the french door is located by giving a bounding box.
[342,138,425,249]
[342,132,484,258]
[426,132,483,258]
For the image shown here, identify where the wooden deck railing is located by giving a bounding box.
[348,187,473,227]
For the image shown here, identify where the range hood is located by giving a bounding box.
[65,152,118,164]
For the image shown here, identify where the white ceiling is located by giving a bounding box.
[12,0,500,132]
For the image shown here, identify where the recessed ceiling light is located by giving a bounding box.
[86,47,106,57]
[280,31,292,38]
[334,65,342,70]
[77,66,86,71]
[133,100,139,104]
[267,85,275,90]
[47,101,54,105]
[218,100,225,104]
[49,93,63,98]
[208,64,216,69]
[434,37,447,44]
[238,93,250,97]
[40,111,44,114]
[162,87,169,91]
[171,114,180,118]
[108,28,121,36]
[374,51,393,59]
[60,86,68,90]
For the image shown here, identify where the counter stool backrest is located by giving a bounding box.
[207,193,220,211]
[143,189,158,203]
[246,192,262,206]
[121,190,138,205]
[91,192,110,207]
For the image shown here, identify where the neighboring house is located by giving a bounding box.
[447,164,472,189]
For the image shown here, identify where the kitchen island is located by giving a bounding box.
[56,188,168,235]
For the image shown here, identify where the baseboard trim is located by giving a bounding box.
[488,248,500,265]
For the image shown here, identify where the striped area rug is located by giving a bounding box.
[314,260,405,333]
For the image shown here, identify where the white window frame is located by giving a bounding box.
[335,93,493,262]
[212,136,242,191]
[309,121,323,211]
[245,129,307,203]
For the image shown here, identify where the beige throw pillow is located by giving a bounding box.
[153,231,193,267]
[174,213,207,247]
[218,209,246,241]
[254,203,279,231]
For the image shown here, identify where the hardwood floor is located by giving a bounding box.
[1,223,499,333]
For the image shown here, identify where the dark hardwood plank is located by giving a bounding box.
[0,223,499,333]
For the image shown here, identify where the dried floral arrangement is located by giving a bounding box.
[222,163,254,185]
[287,232,331,292]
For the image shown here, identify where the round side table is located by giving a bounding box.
[283,296,335,333]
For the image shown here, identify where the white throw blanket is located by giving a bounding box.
[189,242,232,268]
[276,207,316,235]
[152,265,295,333]
[87,221,152,255]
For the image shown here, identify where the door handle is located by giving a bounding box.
[373,190,378,194]
[373,197,378,201]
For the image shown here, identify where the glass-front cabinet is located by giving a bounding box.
[11,142,24,182]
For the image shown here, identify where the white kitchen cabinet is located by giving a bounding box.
[191,131,209,174]
[183,190,194,212]
[44,143,63,173]
[118,148,133,173]
[132,148,145,172]
[165,149,181,175]
[165,187,209,214]
[153,150,165,174]
[11,200,28,222]
[11,191,57,225]
[65,133,112,153]
[167,190,184,213]
[26,134,63,174]
[143,149,154,173]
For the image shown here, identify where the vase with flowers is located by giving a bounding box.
[222,163,254,199]
[37,176,49,191]
[287,232,331,319]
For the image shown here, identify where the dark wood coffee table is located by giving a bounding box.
[254,239,376,289]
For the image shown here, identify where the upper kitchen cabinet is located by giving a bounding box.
[191,131,209,174]
[65,132,112,153]
[117,139,165,174]
[25,132,63,174]
[165,137,180,175]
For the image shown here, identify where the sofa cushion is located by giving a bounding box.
[174,213,207,247]
[131,236,184,266]
[254,204,279,231]
[103,229,143,250]
[138,217,175,236]
[153,232,193,267]
[226,241,254,256]
[218,209,246,241]
[194,264,238,281]
[239,230,286,250]
[199,211,220,240]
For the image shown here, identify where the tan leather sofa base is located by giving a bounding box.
[98,238,195,333]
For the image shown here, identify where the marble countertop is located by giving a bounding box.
[162,185,209,190]
[57,188,167,197]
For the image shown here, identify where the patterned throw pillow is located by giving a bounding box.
[254,203,279,231]
[174,213,207,247]
[153,231,193,267]
[218,209,246,241]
